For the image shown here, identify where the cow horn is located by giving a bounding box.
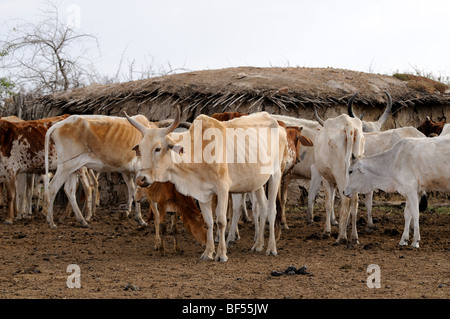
[377,91,392,126]
[124,112,148,135]
[313,105,325,126]
[165,105,181,135]
[347,92,359,119]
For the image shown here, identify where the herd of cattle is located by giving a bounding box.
[0,92,448,262]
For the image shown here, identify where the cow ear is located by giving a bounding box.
[132,144,141,156]
[169,144,184,155]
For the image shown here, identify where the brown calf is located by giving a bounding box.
[417,116,446,137]
[134,182,207,256]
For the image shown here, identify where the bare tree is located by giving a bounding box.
[0,1,99,94]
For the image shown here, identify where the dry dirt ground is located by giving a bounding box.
[0,197,448,301]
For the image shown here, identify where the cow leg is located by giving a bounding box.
[399,199,412,246]
[64,173,89,228]
[349,193,359,245]
[122,172,147,226]
[279,173,291,229]
[87,169,99,219]
[365,192,376,231]
[149,200,161,251]
[240,193,251,223]
[15,173,27,220]
[4,174,17,225]
[322,179,334,236]
[307,164,322,224]
[198,201,215,261]
[251,187,268,252]
[214,190,229,262]
[226,193,242,247]
[409,194,421,248]
[266,171,282,256]
[24,174,35,219]
[16,173,34,219]
[45,156,92,228]
[171,214,182,254]
[78,168,93,221]
[251,191,260,242]
[157,202,167,256]
[335,195,351,245]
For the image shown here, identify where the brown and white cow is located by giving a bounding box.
[44,114,176,228]
[126,106,287,262]
[0,115,70,224]
[417,116,446,137]
[134,182,207,255]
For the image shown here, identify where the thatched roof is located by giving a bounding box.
[37,67,450,115]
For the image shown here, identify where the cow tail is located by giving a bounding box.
[344,127,354,189]
[44,125,55,204]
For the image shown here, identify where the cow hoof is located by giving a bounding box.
[334,238,348,245]
[215,255,228,262]
[411,242,420,248]
[4,220,13,225]
[351,238,359,245]
[136,219,147,227]
[399,239,409,246]
[199,254,214,261]
[266,249,278,256]
[251,244,263,252]
[322,231,331,238]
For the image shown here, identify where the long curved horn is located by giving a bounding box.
[124,112,148,135]
[347,92,359,118]
[157,119,191,129]
[313,104,325,126]
[377,91,392,126]
[156,119,175,127]
[164,105,181,135]
[178,121,191,129]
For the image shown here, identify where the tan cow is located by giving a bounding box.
[44,114,174,228]
[126,106,287,262]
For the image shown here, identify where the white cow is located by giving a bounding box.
[363,127,426,229]
[440,123,450,136]
[344,134,450,248]
[314,113,365,244]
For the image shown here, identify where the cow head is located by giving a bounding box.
[344,158,368,197]
[417,116,446,137]
[125,106,183,187]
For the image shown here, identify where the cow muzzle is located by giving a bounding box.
[343,188,353,198]
[136,175,151,188]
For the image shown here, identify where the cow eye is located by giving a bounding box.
[154,147,161,153]
[349,169,353,175]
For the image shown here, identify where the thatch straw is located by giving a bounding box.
[35,67,450,115]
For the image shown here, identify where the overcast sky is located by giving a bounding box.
[1,0,450,82]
